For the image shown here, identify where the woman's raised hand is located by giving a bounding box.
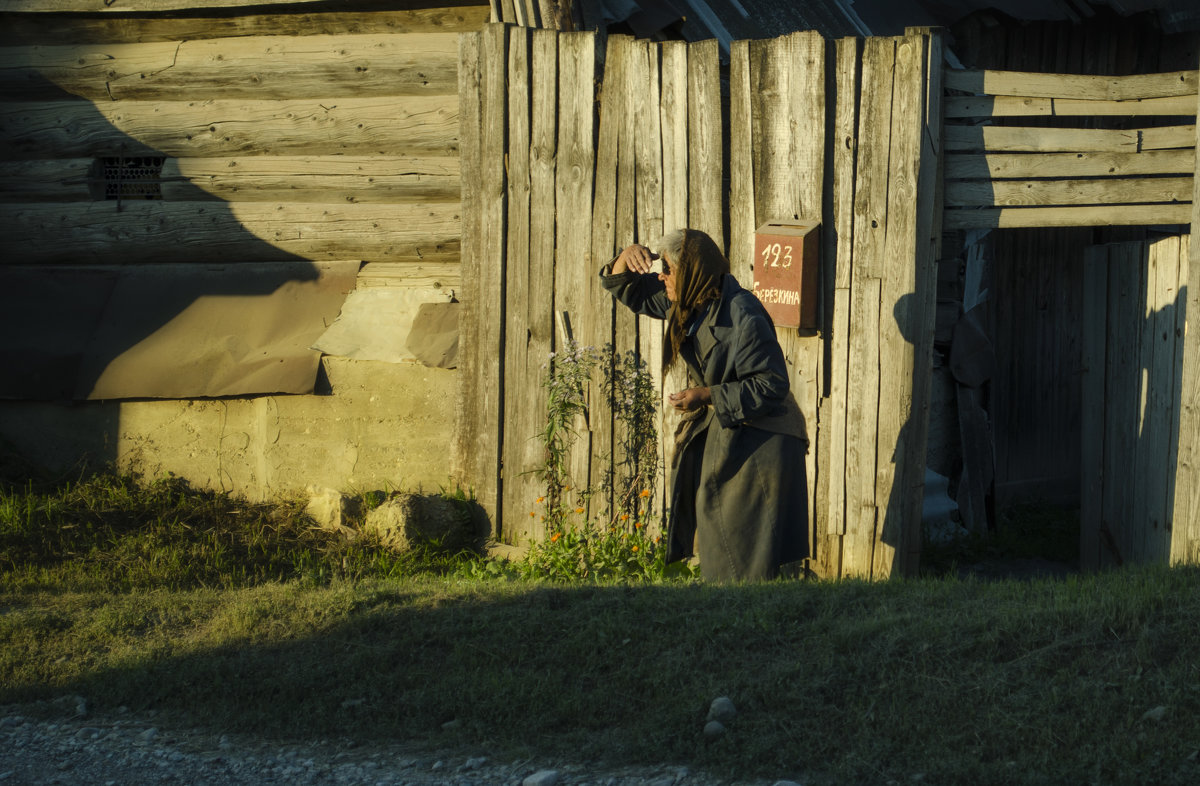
[612,243,657,275]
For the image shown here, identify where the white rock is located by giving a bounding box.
[305,488,357,537]
[1142,705,1167,722]
[523,770,560,786]
[363,493,477,553]
[703,720,726,741]
[707,696,737,724]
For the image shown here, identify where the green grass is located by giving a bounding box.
[3,474,1200,786]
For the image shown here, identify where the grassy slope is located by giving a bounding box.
[2,477,1199,785]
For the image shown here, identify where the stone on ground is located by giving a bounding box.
[362,493,478,553]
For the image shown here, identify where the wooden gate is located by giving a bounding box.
[454,24,942,579]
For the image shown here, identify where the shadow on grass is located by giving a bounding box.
[6,569,1200,785]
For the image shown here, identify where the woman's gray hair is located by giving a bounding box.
[651,229,686,266]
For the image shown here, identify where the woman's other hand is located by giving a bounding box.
[668,387,712,412]
[612,243,657,275]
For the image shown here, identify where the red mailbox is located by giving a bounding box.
[751,220,819,330]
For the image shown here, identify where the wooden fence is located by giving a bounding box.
[454,23,942,579]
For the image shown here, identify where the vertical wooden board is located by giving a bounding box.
[476,23,509,533]
[788,31,827,224]
[688,38,723,248]
[1145,236,1183,562]
[1169,233,1192,563]
[874,35,924,579]
[634,39,667,526]
[1080,247,1107,570]
[590,34,628,521]
[1132,237,1161,562]
[1171,109,1200,564]
[822,37,862,577]
[844,277,882,577]
[555,31,597,504]
[526,28,559,537]
[749,36,793,228]
[728,39,754,286]
[842,36,895,578]
[660,41,689,235]
[901,30,943,577]
[453,31,483,494]
[502,27,535,542]
[1105,244,1142,564]
[658,39,688,495]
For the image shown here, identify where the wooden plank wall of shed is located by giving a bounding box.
[944,9,1199,510]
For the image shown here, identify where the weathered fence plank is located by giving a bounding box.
[687,39,722,247]
[553,31,596,501]
[1080,246,1107,570]
[1171,107,1200,564]
[944,94,1197,118]
[728,39,754,287]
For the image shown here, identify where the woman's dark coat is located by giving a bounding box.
[600,266,809,581]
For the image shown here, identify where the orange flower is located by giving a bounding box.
[574,507,585,514]
[634,522,643,529]
[620,513,630,521]
[639,489,651,498]
[550,532,561,542]
[529,511,535,517]
[631,545,639,552]
[536,496,545,503]
[654,535,661,543]
[638,509,645,516]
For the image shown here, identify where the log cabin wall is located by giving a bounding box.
[0,1,490,500]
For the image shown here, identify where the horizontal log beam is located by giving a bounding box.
[0,95,458,159]
[0,155,462,203]
[356,260,461,291]
[944,94,1197,118]
[0,0,352,10]
[944,124,1196,153]
[945,68,1199,100]
[944,203,1192,229]
[0,201,460,264]
[945,176,1194,208]
[944,150,1196,179]
[0,8,491,45]
[0,33,460,101]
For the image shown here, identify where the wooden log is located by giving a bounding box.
[0,155,460,204]
[0,33,462,101]
[1080,245,1107,570]
[945,176,1194,208]
[944,150,1195,180]
[451,30,482,498]
[943,68,1199,100]
[1142,125,1197,151]
[1171,105,1200,564]
[0,8,491,46]
[687,38,722,247]
[553,30,595,501]
[354,261,460,291]
[0,95,459,159]
[0,0,390,11]
[944,203,1192,229]
[944,94,1197,118]
[0,201,459,265]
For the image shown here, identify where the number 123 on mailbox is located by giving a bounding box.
[751,221,820,330]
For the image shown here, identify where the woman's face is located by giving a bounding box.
[658,256,677,302]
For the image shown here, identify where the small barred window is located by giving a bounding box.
[88,156,165,201]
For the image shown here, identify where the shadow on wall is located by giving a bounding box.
[0,73,339,476]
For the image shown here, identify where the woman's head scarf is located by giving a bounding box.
[658,228,729,371]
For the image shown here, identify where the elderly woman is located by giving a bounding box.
[599,228,809,582]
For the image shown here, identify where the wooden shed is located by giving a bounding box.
[453,9,1200,577]
[0,0,487,499]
